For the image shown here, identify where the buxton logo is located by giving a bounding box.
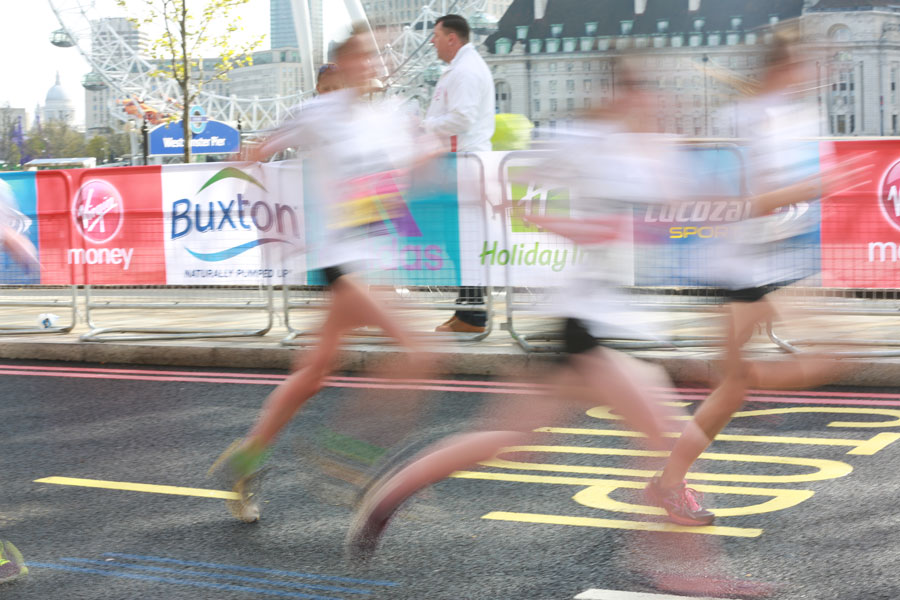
[72,179,124,244]
[171,167,298,262]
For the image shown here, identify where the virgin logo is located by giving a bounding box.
[72,180,124,244]
[879,159,900,232]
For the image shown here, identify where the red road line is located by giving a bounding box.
[3,364,900,405]
[0,364,540,389]
[0,368,541,395]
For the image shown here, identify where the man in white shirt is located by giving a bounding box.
[425,14,495,333]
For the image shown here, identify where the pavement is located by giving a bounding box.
[2,286,900,386]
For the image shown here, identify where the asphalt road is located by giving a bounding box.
[1,359,900,599]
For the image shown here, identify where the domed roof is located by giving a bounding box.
[45,72,72,104]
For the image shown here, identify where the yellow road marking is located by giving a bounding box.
[587,405,900,428]
[482,511,762,537]
[534,428,900,456]
[34,477,238,500]
[481,445,853,484]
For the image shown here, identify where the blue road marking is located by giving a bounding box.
[62,558,371,595]
[29,562,340,599]
[101,553,400,587]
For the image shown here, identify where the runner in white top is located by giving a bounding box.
[647,31,871,527]
[210,26,433,524]
[346,58,691,561]
[0,179,34,585]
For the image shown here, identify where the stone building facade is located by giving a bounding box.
[482,0,900,137]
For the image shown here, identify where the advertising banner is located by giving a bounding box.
[821,140,900,288]
[162,162,305,285]
[0,171,40,284]
[459,151,594,287]
[37,166,167,285]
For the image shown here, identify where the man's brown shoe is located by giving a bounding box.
[436,316,485,333]
[435,316,458,332]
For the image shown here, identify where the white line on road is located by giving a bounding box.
[575,590,723,600]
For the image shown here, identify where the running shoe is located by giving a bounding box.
[645,476,715,526]
[346,488,403,563]
[0,540,27,585]
[209,440,268,523]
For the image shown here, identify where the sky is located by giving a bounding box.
[0,0,350,126]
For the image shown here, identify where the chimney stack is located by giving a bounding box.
[534,0,547,20]
[635,0,647,14]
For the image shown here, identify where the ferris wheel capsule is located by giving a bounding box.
[50,28,74,48]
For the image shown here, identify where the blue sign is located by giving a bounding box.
[149,119,240,156]
[189,105,208,135]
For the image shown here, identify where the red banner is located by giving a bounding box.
[37,166,167,285]
[821,140,900,288]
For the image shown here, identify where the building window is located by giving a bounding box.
[746,32,757,45]
[529,39,543,53]
[551,23,563,37]
[731,16,742,30]
[580,36,594,51]
[563,37,577,52]
[546,38,560,52]
[597,36,611,51]
[708,32,721,46]
[584,61,592,71]
[584,79,592,92]
[836,114,846,134]
[635,36,649,48]
[894,115,898,134]
[550,62,558,72]
[727,33,740,45]
[533,80,540,94]
[769,15,779,25]
[829,25,851,43]
[671,35,684,47]
[550,99,558,112]
[584,98,591,110]
[657,20,669,33]
[653,35,666,49]
[566,98,574,110]
[495,38,511,54]
[566,62,574,72]
[689,34,702,47]
[534,99,540,112]
[585,22,598,35]
[549,80,557,94]
[566,79,575,92]
[620,20,633,35]
[694,18,705,31]
[516,26,529,40]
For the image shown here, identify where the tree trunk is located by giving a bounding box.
[180,1,191,163]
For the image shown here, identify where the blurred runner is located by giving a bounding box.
[210,25,434,523]
[646,31,871,526]
[0,179,37,585]
[346,57,690,561]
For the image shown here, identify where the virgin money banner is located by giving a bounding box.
[38,166,166,285]
[822,140,900,288]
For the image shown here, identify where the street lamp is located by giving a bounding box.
[703,54,709,136]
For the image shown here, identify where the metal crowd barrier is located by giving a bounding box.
[80,284,275,342]
[496,144,748,353]
[0,285,78,335]
[281,152,494,346]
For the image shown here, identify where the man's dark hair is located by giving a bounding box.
[435,14,470,42]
